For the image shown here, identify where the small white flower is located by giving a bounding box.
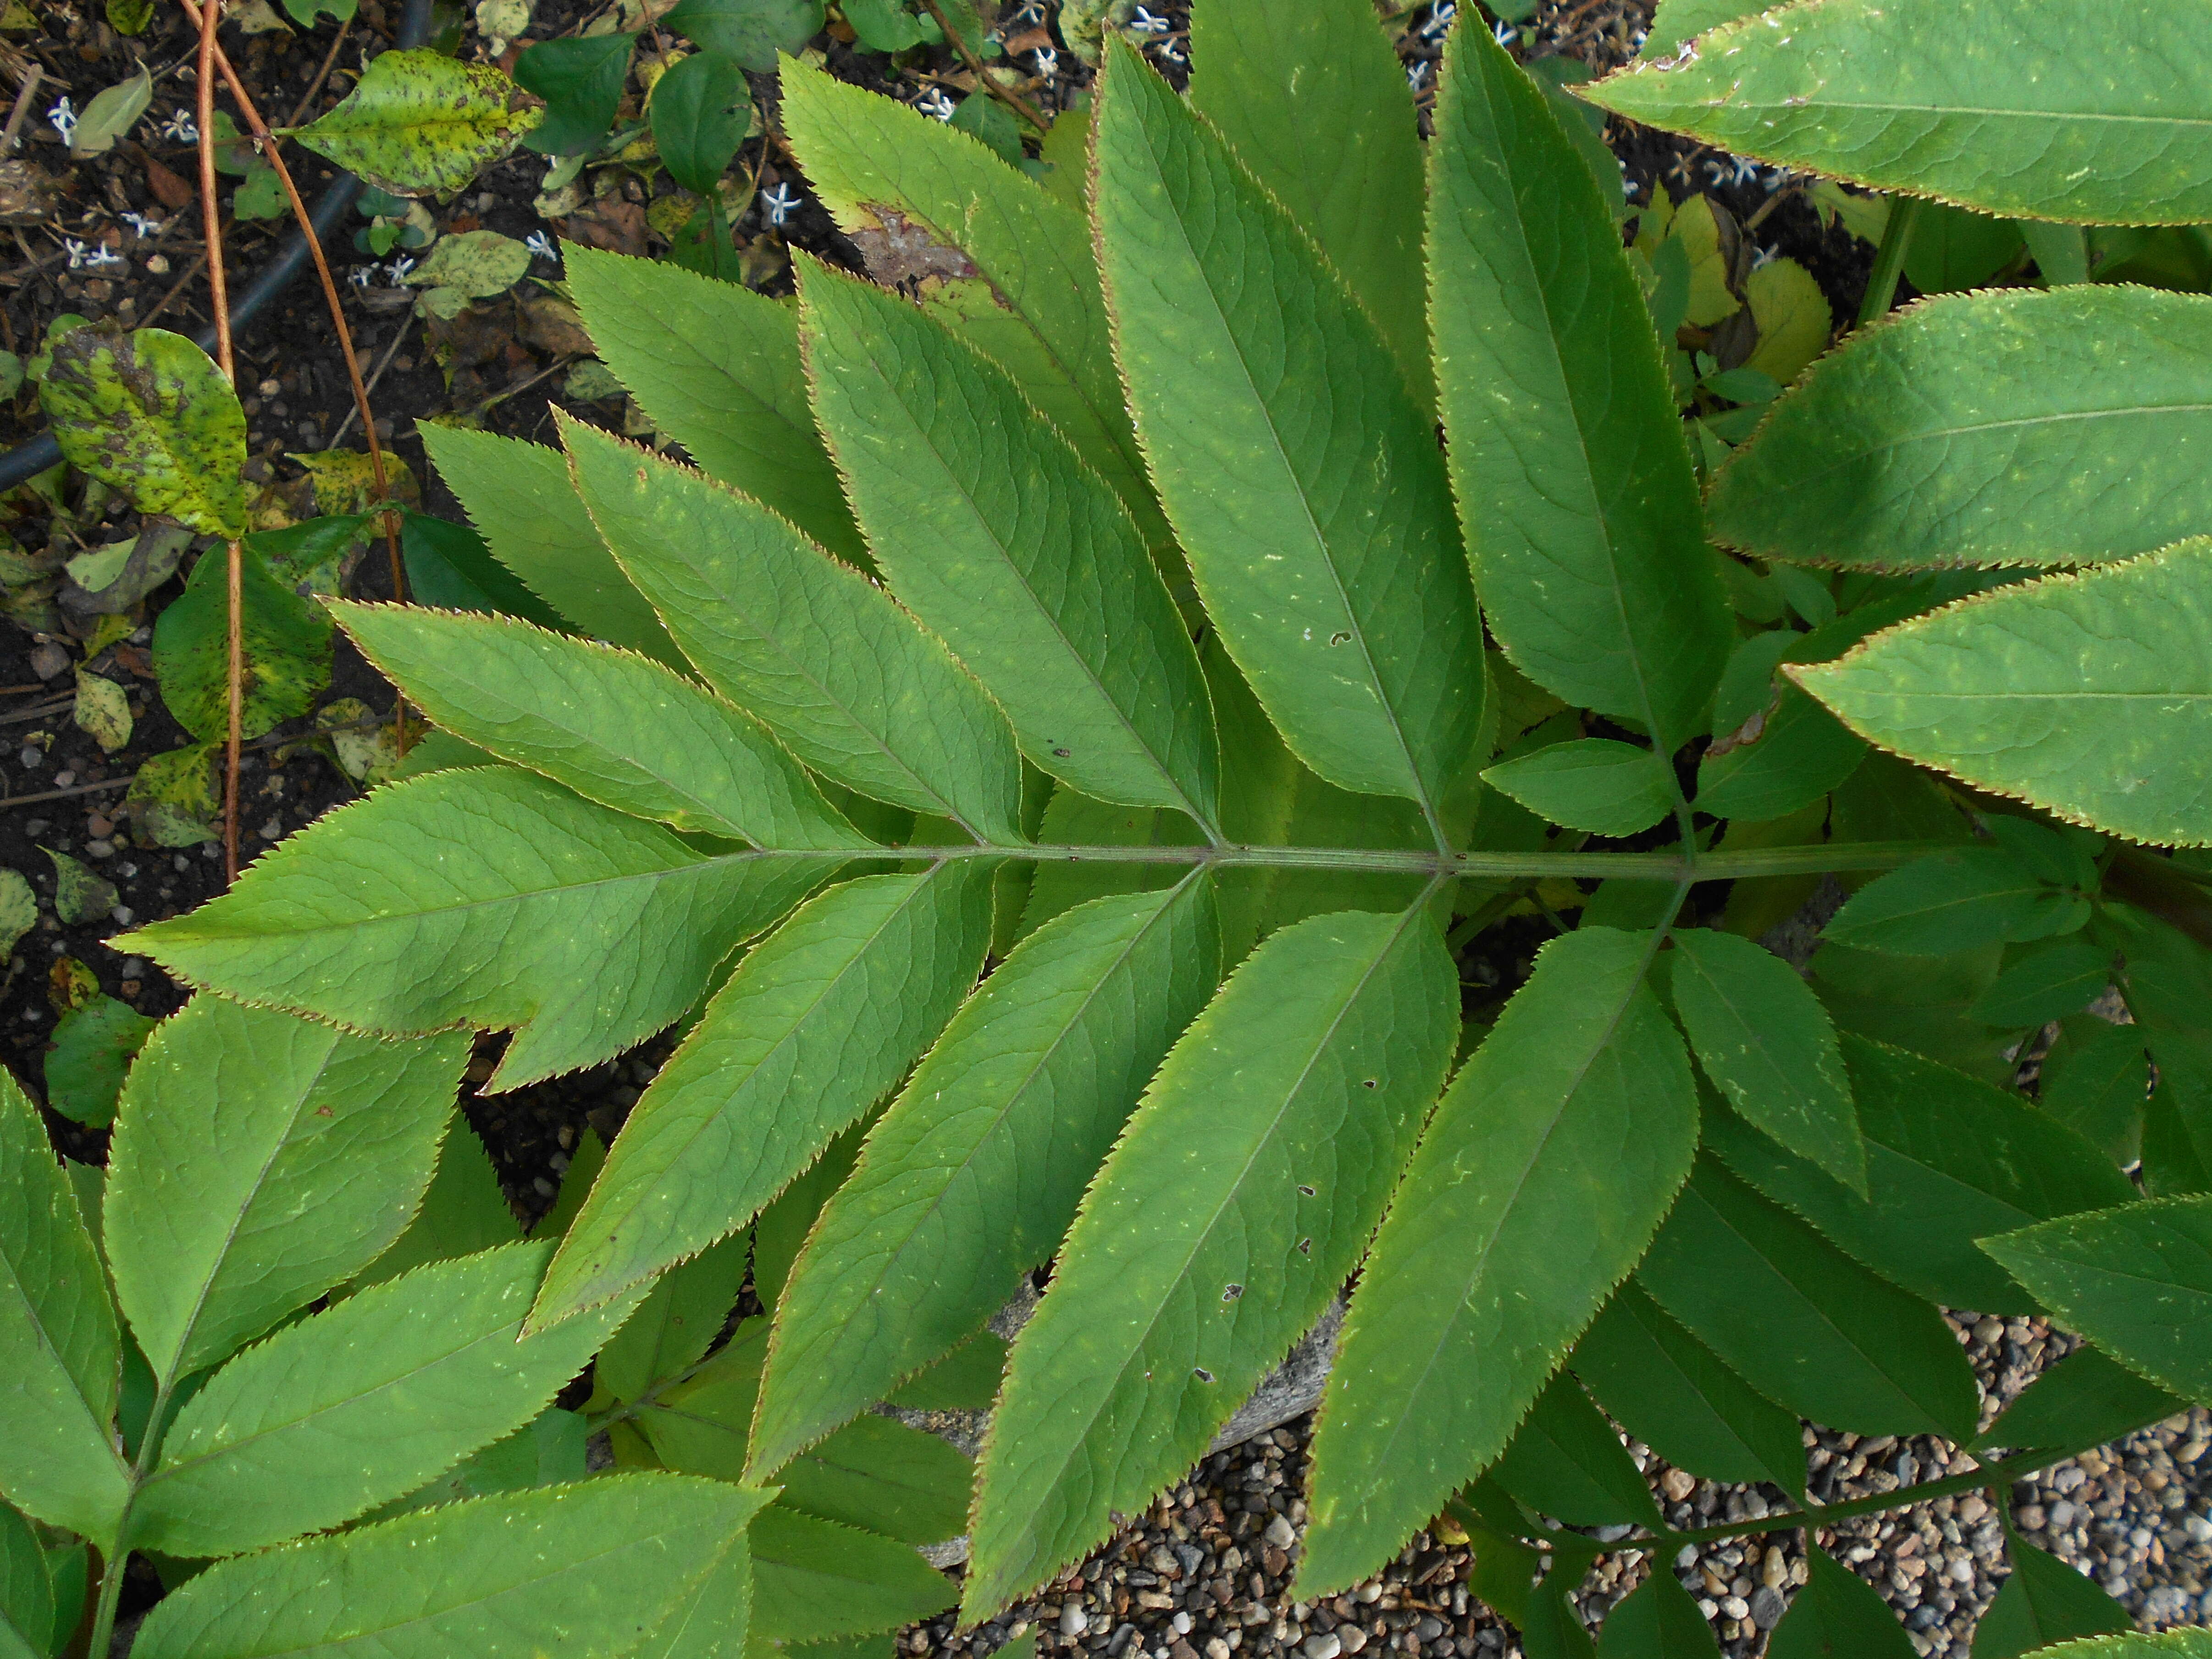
[761,182,801,227]
[1128,6,1171,34]
[1153,35,1184,63]
[349,265,374,288]
[1033,45,1057,78]
[122,211,165,238]
[48,97,78,144]
[1406,58,1432,89]
[1751,243,1777,270]
[525,230,560,262]
[383,253,417,283]
[1417,1,1455,42]
[61,236,90,269]
[160,110,198,144]
[1007,0,1045,22]
[1629,25,1649,50]
[1730,156,1761,188]
[85,244,125,270]
[914,87,957,121]
[1492,17,1517,46]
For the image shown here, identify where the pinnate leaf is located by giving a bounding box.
[1593,1566,1719,1657]
[1489,1372,1661,1529]
[1764,1548,1916,1659]
[1973,1535,2133,1659]
[1976,1345,2187,1455]
[1480,740,1675,838]
[293,49,541,196]
[119,768,842,1089]
[533,864,993,1329]
[1302,926,1696,1595]
[131,1474,770,1659]
[963,903,1459,1614]
[39,324,246,539]
[1823,847,2088,956]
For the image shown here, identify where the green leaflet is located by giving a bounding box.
[1574,1281,1805,1496]
[563,418,1024,843]
[1976,1346,2187,1455]
[799,264,1221,827]
[1480,739,1676,838]
[751,878,1219,1474]
[563,247,864,562]
[130,1241,638,1556]
[964,903,1458,1614]
[117,769,842,1089]
[39,325,247,538]
[592,1235,748,1403]
[131,1475,770,1659]
[750,1506,956,1643]
[1972,1535,2133,1659]
[1972,937,2116,1030]
[1489,1372,1662,1529]
[1669,928,1866,1193]
[647,50,747,194]
[104,997,468,1384]
[1692,689,1866,825]
[777,60,1165,553]
[370,1407,590,1521]
[1095,41,1484,827]
[334,602,868,850]
[660,0,822,72]
[634,1531,752,1659]
[1793,541,2212,848]
[1591,1566,1716,1658]
[1583,0,2212,226]
[402,510,567,631]
[1017,786,1198,936]
[0,1072,129,1542]
[1704,1035,2135,1314]
[1640,0,1760,58]
[1301,927,1696,1597]
[354,1122,520,1289]
[415,421,680,665]
[1764,1548,1916,1659]
[1981,1194,2212,1403]
[532,865,994,1329]
[152,542,334,744]
[292,48,541,197]
[1428,22,1728,757]
[1823,847,2089,956]
[1637,1158,1981,1439]
[1186,0,1431,408]
[774,1416,972,1546]
[43,995,156,1129]
[2021,1638,2212,1659]
[1707,289,2212,571]
[0,1503,50,1659]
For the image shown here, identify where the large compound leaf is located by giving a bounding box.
[963,903,1459,1614]
[800,264,1221,828]
[335,602,868,849]
[1429,21,1728,757]
[1977,1345,2188,1455]
[1094,41,1484,829]
[132,1475,769,1659]
[131,1241,636,1556]
[563,246,863,562]
[564,418,1023,844]
[1593,1564,1719,1658]
[778,60,1165,553]
[1187,0,1430,407]
[39,325,247,539]
[1583,0,2212,226]
[1301,926,1698,1596]
[751,878,1219,1474]
[416,422,678,664]
[1792,539,2212,849]
[1974,1535,2132,1659]
[1704,1034,2134,1314]
[105,997,468,1385]
[1708,289,2212,571]
[532,864,994,1329]
[0,1073,128,1541]
[1982,1195,2212,1403]
[119,769,841,1089]
[1637,1158,1981,1438]
[1765,1548,1917,1659]
[293,48,541,197]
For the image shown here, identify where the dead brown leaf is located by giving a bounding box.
[561,197,646,257]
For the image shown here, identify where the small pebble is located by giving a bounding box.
[29,643,70,680]
[1265,1515,1296,1551]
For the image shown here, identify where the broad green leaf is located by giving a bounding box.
[353,1122,520,1289]
[1692,689,1865,825]
[662,0,821,71]
[1705,1036,2135,1314]
[799,264,1220,827]
[42,994,156,1129]
[533,865,993,1328]
[401,510,567,630]
[118,768,841,1089]
[0,1503,50,1659]
[1972,938,2117,1029]
[1583,0,2212,226]
[1903,203,2026,296]
[1809,937,2012,1087]
[335,603,866,850]
[1764,1548,1915,1659]
[1671,929,1865,1192]
[1095,41,1484,827]
[293,48,541,196]
[515,35,630,157]
[964,904,1458,1613]
[131,1241,637,1556]
[2036,1018,2151,1167]
[778,61,1165,553]
[1981,1194,2212,1403]
[150,542,332,745]
[1186,0,1430,407]
[371,1407,590,1521]
[1707,290,2212,571]
[887,1330,1008,1411]
[1593,1567,1719,1658]
[1522,1583,1599,1659]
[1974,1535,2133,1659]
[1976,1346,2187,1454]
[1302,926,1696,1596]
[752,878,1219,1473]
[635,1531,752,1659]
[0,1073,128,1541]
[1793,540,2212,849]
[563,247,863,561]
[1637,1158,1980,1438]
[416,421,680,664]
[1574,1281,1805,1495]
[38,324,246,539]
[1640,0,1759,60]
[564,418,1023,844]
[105,997,468,1384]
[773,1415,972,1546]
[1823,848,2086,956]
[132,1475,770,1659]
[592,1235,748,1403]
[1490,1373,1661,1529]
[751,1506,955,1643]
[1429,22,1729,755]
[1480,739,1675,838]
[2020,1637,2212,1659]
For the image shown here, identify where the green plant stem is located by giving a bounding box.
[86,1380,184,1659]
[1856,195,1925,326]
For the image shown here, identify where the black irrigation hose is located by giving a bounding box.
[0,0,434,494]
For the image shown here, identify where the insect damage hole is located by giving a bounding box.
[1222,1283,1244,1302]
[1193,1366,1215,1383]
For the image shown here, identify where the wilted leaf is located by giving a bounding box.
[0,869,34,956]
[293,48,542,196]
[43,994,157,1128]
[291,448,419,518]
[152,544,334,744]
[316,696,401,785]
[1743,256,1830,387]
[127,743,220,847]
[39,324,248,538]
[69,68,151,159]
[405,228,533,298]
[61,519,191,615]
[72,669,131,754]
[44,849,117,927]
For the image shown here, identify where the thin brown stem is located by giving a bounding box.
[1,63,43,155]
[916,0,1049,133]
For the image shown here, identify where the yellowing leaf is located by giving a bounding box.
[72,669,131,754]
[38,325,248,539]
[1743,256,1831,387]
[293,49,541,197]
